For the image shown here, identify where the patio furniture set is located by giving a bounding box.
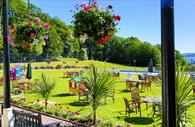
[124,74,162,118]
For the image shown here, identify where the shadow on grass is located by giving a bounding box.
[124,117,154,125]
[69,101,89,107]
[120,89,130,93]
[52,93,74,97]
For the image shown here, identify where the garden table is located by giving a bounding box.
[142,97,162,117]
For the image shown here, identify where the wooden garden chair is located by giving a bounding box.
[78,82,88,101]
[140,81,152,92]
[13,110,61,127]
[123,97,141,117]
[104,90,115,104]
[131,91,148,110]
[126,80,137,91]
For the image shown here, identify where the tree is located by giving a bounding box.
[78,48,88,60]
[82,64,116,125]
[176,65,195,126]
[43,27,64,58]
[32,73,56,110]
[175,50,188,66]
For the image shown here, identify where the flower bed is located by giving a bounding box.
[12,98,93,126]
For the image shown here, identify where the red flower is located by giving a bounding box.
[22,40,25,42]
[92,2,97,7]
[30,33,35,37]
[116,15,121,21]
[108,5,112,9]
[26,43,30,49]
[114,15,121,21]
[105,34,111,40]
[45,101,48,106]
[98,37,105,44]
[9,28,14,34]
[83,5,90,11]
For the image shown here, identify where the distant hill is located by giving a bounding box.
[182,53,195,64]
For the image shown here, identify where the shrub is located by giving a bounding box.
[78,48,88,60]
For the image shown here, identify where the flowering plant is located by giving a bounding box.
[8,17,51,49]
[73,2,121,45]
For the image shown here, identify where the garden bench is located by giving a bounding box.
[13,110,61,127]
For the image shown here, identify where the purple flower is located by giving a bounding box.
[43,35,49,40]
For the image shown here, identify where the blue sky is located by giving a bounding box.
[29,0,195,53]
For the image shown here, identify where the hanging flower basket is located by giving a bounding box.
[8,17,51,49]
[72,2,121,45]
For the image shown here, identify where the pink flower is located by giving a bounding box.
[43,35,49,40]
[35,17,41,25]
[44,23,51,29]
[98,37,105,45]
[75,112,80,115]
[108,5,113,9]
[7,36,13,42]
[11,42,17,47]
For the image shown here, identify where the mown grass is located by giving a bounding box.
[0,60,194,126]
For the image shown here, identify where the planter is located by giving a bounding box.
[12,104,91,127]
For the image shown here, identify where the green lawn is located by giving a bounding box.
[0,60,195,127]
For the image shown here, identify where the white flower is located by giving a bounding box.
[42,42,46,46]
[33,39,39,45]
[80,33,88,43]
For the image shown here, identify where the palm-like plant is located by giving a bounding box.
[82,64,116,125]
[176,66,195,126]
[32,73,56,110]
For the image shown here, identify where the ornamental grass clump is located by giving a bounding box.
[82,64,116,125]
[176,65,195,127]
[32,73,56,110]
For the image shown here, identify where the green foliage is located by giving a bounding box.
[176,65,195,126]
[175,50,188,66]
[106,36,161,66]
[43,28,64,58]
[33,43,43,55]
[32,73,56,109]
[82,64,116,124]
[78,48,88,60]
